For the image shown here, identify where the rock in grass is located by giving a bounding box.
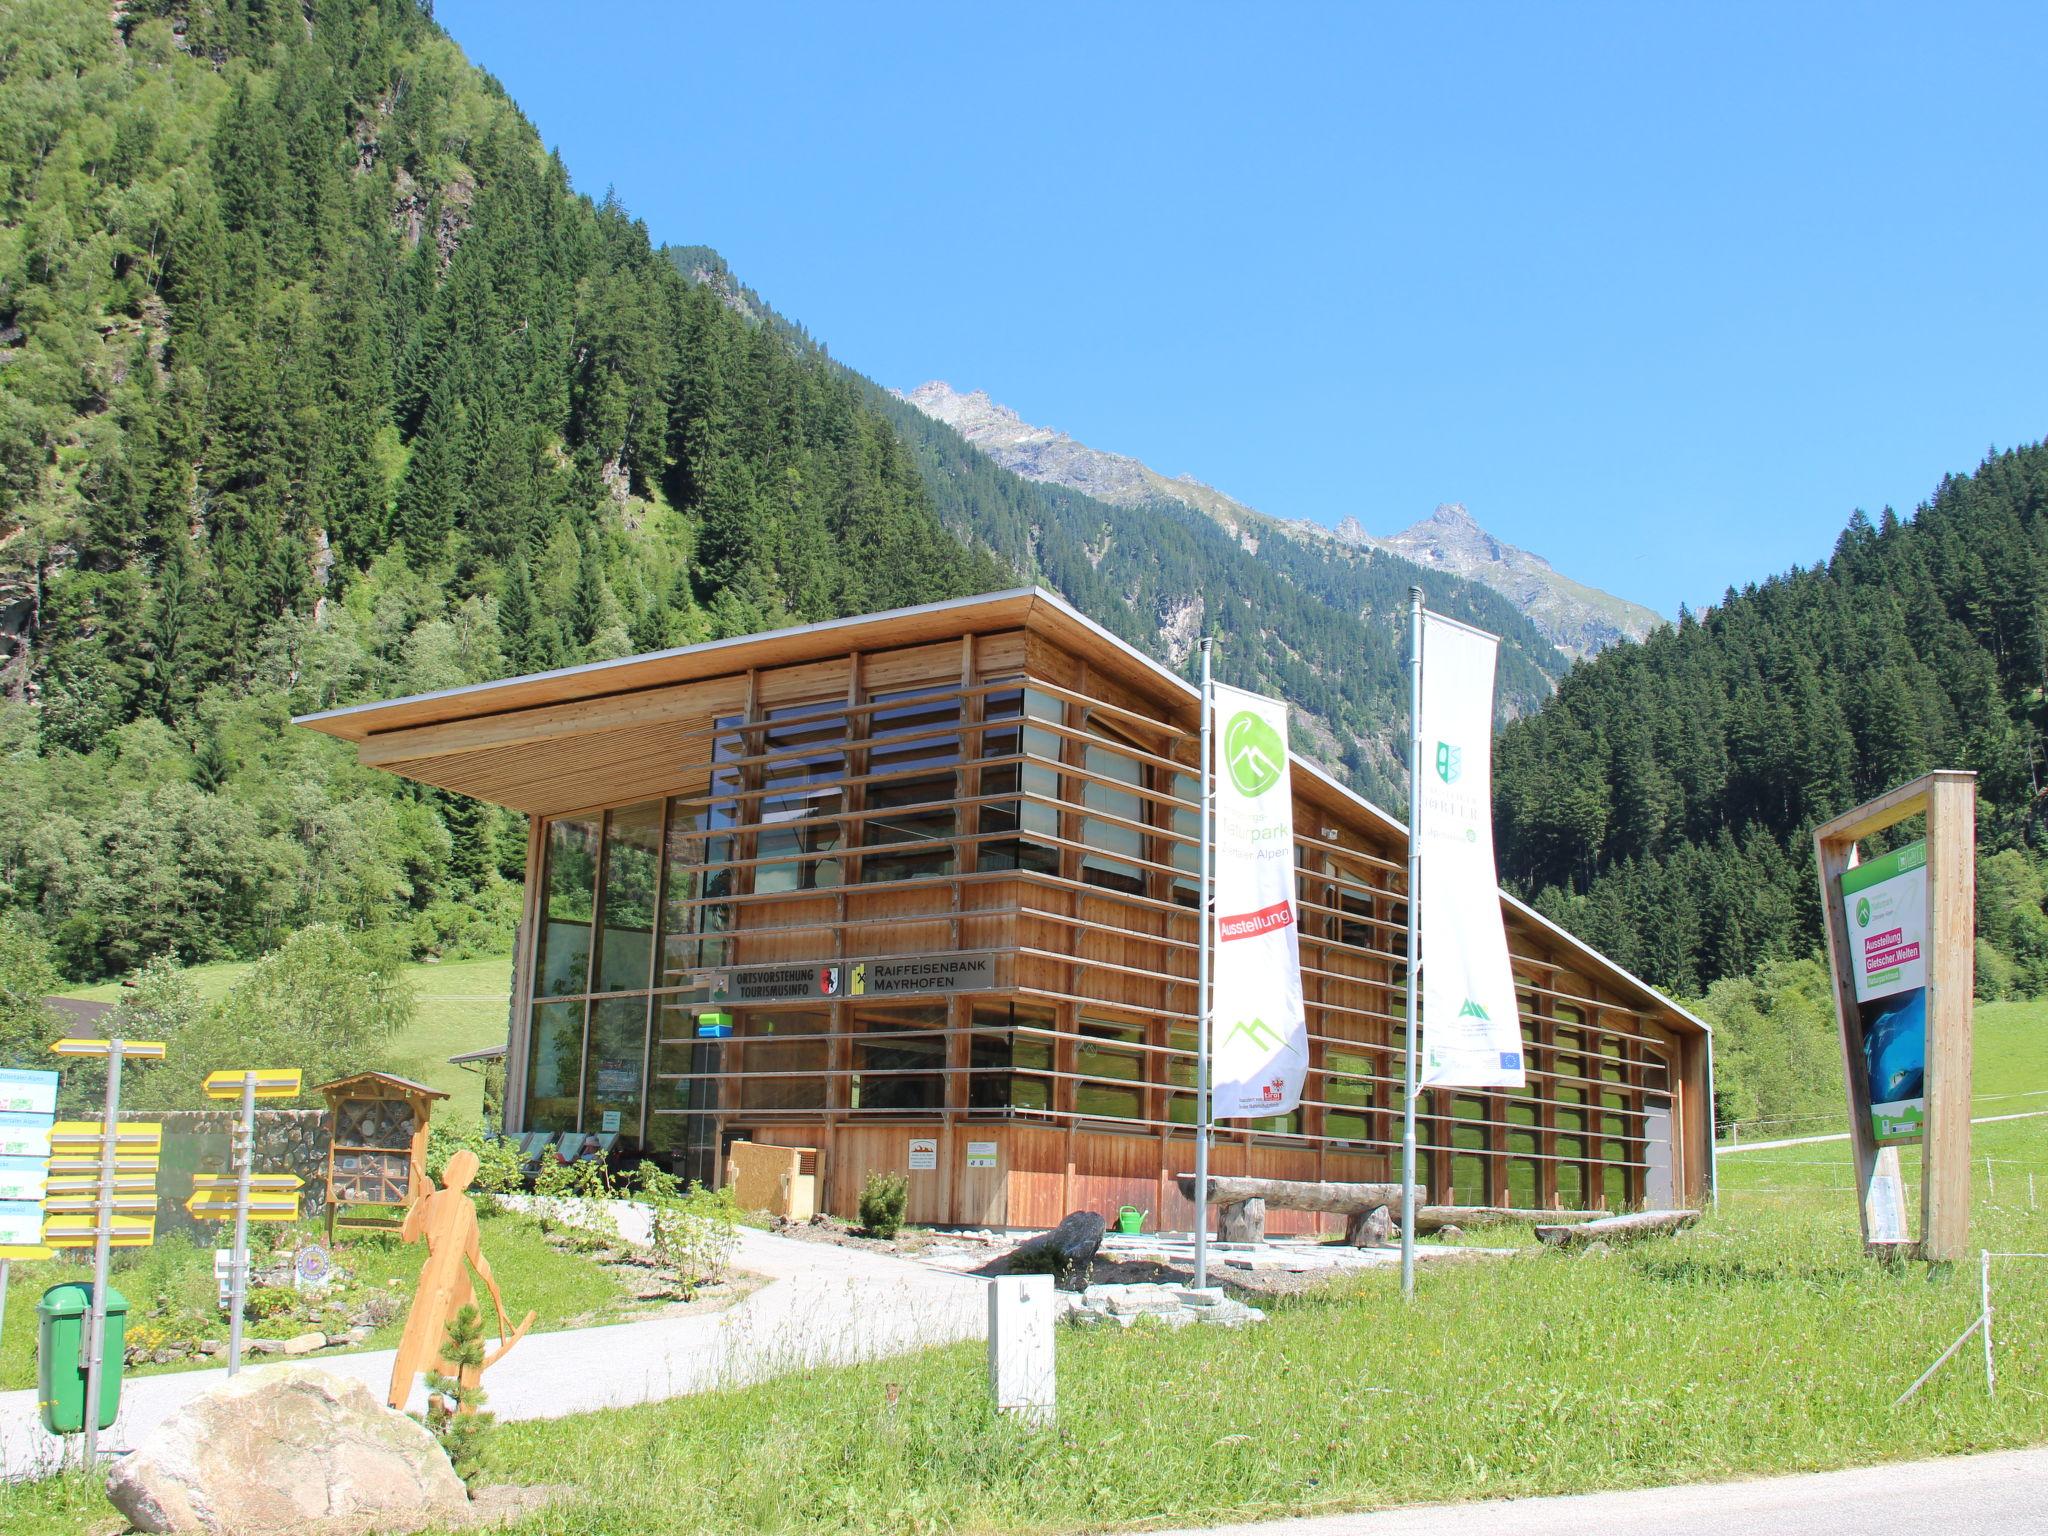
[105,1365,467,1535]
[1007,1211,1106,1290]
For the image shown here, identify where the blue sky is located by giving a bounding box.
[439,2,2048,618]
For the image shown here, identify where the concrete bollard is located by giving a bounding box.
[987,1274,1055,1426]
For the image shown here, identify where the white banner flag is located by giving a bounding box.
[1210,682,1309,1118]
[1416,614,1525,1088]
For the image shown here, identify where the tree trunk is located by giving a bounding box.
[1413,1206,1602,1233]
[1175,1175,1418,1215]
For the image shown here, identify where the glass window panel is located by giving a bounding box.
[862,768,957,882]
[534,817,600,997]
[595,802,662,993]
[978,708,1059,874]
[1076,1018,1144,1120]
[1556,1160,1587,1208]
[1452,1153,1488,1204]
[1603,1164,1629,1210]
[850,1005,946,1111]
[740,1008,828,1111]
[526,1000,585,1129]
[659,798,735,981]
[1508,1157,1539,1206]
[1081,738,1145,892]
[582,995,648,1144]
[969,1002,1055,1111]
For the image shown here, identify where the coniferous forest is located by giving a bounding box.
[6,0,2048,1129]
[1496,444,2048,1001]
[0,0,1005,977]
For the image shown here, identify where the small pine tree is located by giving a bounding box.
[420,1303,492,1490]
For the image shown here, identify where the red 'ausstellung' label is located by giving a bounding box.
[1219,900,1294,942]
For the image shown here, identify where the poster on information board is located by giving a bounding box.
[1841,841,1928,1144]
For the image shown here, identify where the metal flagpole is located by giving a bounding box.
[1400,590,1424,1301]
[1193,637,1215,1291]
[81,1038,124,1468]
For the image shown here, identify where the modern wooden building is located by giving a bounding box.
[299,588,1713,1231]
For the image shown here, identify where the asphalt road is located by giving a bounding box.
[1151,1447,2048,1536]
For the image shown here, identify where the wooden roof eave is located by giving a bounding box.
[295,585,1703,1040]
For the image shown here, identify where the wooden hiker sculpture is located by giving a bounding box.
[387,1148,535,1409]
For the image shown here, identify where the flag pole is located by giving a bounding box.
[1193,636,1215,1291]
[1400,589,1424,1302]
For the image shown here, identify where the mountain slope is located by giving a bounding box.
[902,380,1660,661]
[666,255,1570,808]
[1351,503,1665,659]
[0,0,1007,977]
[1495,443,2048,995]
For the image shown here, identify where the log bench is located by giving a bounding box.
[1175,1176,1612,1246]
[1534,1208,1700,1248]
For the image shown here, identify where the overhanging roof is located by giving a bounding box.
[296,584,1706,1038]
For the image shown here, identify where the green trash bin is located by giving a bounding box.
[37,1283,127,1435]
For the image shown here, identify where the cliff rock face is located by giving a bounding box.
[1349,503,1665,659]
[902,383,1663,660]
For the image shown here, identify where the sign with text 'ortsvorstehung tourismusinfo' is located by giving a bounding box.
[1416,613,1525,1089]
[1210,682,1308,1118]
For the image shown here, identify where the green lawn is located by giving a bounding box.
[9,996,2046,1536]
[57,952,513,1121]
[0,1202,628,1396]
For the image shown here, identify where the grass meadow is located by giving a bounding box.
[6,1003,2045,1534]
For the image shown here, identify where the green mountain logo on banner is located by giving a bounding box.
[1856,896,1871,928]
[1436,741,1462,784]
[1225,712,1285,797]
[1458,997,1489,1020]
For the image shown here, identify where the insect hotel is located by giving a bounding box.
[316,1072,448,1238]
[299,588,1714,1231]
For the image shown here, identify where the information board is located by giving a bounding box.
[1842,842,1929,1143]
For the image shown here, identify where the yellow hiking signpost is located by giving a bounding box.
[200,1068,305,1374]
[43,1037,165,1469]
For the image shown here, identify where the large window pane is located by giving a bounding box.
[1323,1047,1373,1141]
[979,692,1061,874]
[968,1001,1054,1111]
[1076,1017,1144,1120]
[526,1000,585,1129]
[534,818,600,997]
[740,1008,829,1111]
[1081,738,1145,894]
[850,1005,945,1111]
[595,801,662,992]
[758,707,846,893]
[660,798,734,982]
[583,995,648,1143]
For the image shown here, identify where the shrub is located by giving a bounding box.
[426,1116,522,1194]
[243,1285,296,1321]
[420,1303,493,1487]
[858,1170,907,1239]
[648,1180,740,1295]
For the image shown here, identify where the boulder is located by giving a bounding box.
[105,1365,468,1535]
[1007,1211,1106,1290]
[1344,1204,1392,1247]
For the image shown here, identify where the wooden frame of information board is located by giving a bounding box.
[1813,770,1975,1262]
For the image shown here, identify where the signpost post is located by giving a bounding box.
[1814,771,1976,1261]
[195,1069,304,1374]
[46,1036,166,1467]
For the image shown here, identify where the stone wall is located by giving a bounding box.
[120,1109,334,1238]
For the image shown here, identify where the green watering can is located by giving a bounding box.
[1116,1205,1146,1235]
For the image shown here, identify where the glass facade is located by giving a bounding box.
[509,649,1677,1216]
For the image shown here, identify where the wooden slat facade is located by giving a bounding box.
[299,587,1713,1228]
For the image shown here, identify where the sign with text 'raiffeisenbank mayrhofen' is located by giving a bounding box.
[1210,683,1308,1118]
[1416,613,1525,1089]
[1843,840,1929,1143]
